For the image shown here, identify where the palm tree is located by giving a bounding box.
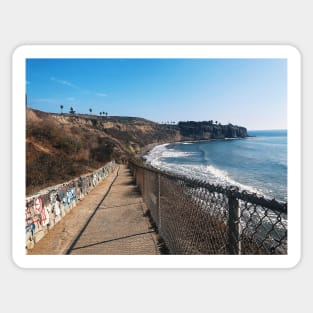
[60,105,64,114]
[89,108,92,114]
[100,112,102,117]
[69,107,75,114]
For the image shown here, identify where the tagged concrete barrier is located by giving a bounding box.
[25,161,116,250]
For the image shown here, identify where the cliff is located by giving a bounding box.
[177,121,248,140]
[26,108,247,194]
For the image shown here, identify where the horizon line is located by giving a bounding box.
[26,107,286,131]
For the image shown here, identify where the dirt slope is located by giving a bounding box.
[26,108,180,195]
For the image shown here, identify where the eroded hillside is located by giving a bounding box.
[26,108,180,194]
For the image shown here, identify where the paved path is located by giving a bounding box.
[27,165,159,255]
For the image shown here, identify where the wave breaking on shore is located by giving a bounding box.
[143,143,262,196]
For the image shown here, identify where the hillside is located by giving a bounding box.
[26,108,180,194]
[26,108,247,195]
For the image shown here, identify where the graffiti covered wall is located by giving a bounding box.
[25,161,116,250]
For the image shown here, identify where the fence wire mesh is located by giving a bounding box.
[129,159,287,255]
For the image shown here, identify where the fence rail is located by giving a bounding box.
[128,159,287,255]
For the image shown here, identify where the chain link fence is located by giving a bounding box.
[129,159,287,255]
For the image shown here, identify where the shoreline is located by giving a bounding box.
[137,134,287,203]
[138,136,248,160]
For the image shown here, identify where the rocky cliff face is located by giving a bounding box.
[177,121,247,141]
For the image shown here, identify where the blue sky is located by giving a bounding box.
[26,58,287,130]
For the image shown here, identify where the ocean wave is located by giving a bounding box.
[143,141,286,201]
[147,156,262,196]
[142,143,169,163]
[143,143,199,164]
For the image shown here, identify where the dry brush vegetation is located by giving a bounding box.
[26,108,179,195]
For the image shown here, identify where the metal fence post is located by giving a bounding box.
[228,195,241,254]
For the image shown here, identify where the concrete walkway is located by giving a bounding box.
[27,165,159,255]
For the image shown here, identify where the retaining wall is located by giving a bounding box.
[25,161,116,250]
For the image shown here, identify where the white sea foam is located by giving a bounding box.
[144,144,198,165]
[203,164,261,194]
[143,144,169,163]
[144,143,263,196]
[162,150,197,158]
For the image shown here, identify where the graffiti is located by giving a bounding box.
[25,160,116,250]
[25,196,44,233]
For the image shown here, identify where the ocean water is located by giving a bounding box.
[144,130,287,202]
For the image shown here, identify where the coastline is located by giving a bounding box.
[138,131,287,203]
[138,136,248,160]
[137,142,167,159]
